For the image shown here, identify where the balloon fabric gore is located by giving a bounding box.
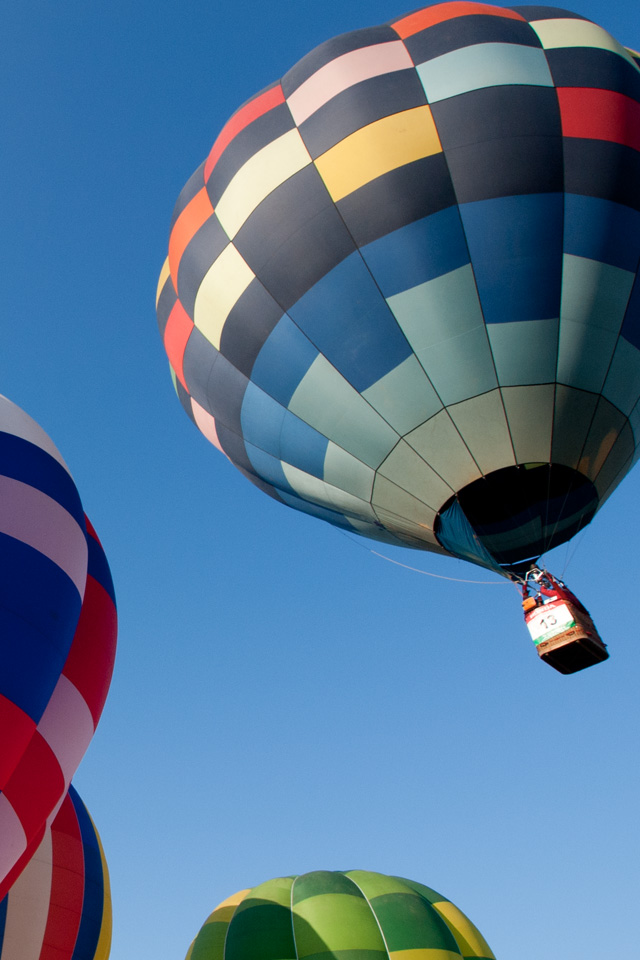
[157,3,640,579]
[185,870,495,960]
[0,395,117,898]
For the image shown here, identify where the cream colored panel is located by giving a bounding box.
[315,106,441,202]
[501,384,555,464]
[289,355,399,468]
[447,390,516,475]
[371,474,439,545]
[530,18,636,64]
[215,129,312,237]
[1,831,53,960]
[406,409,481,491]
[377,439,453,511]
[323,442,375,501]
[193,244,254,348]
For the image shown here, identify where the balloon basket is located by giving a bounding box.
[525,600,609,674]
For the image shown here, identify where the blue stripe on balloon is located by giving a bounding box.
[458,192,564,324]
[86,527,116,607]
[69,785,104,960]
[250,315,318,407]
[0,532,81,722]
[0,895,7,946]
[0,432,84,526]
[360,206,470,299]
[563,194,640,272]
[289,251,412,392]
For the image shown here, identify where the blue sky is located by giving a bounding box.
[2,2,639,958]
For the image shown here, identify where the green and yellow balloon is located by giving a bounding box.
[185,870,494,960]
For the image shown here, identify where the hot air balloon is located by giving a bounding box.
[157,3,640,669]
[0,785,111,960]
[0,396,117,893]
[185,870,494,960]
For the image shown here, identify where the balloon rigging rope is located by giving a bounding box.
[339,532,513,585]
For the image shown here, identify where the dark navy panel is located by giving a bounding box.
[176,215,229,319]
[298,69,427,159]
[281,26,399,96]
[280,412,329,479]
[512,6,591,21]
[215,422,255,475]
[546,46,640,99]
[0,533,80,721]
[182,327,218,412]
[205,353,249,437]
[0,433,85,525]
[70,786,104,960]
[251,316,318,407]
[244,442,295,494]
[360,206,470,298]
[445,133,563,203]
[234,164,356,312]
[563,194,640,272]
[621,275,640,350]
[336,153,456,248]
[403,14,541,66]
[219,280,284,379]
[205,103,295,207]
[156,272,176,339]
[0,897,6,947]
[289,251,412,392]
[563,139,640,212]
[459,192,564,323]
[169,161,206,232]
[432,84,562,150]
[86,529,116,607]
[174,376,197,424]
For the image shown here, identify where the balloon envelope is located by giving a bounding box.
[0,785,111,960]
[158,3,640,576]
[0,395,117,894]
[185,870,494,960]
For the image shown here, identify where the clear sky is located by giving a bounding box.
[1,2,639,958]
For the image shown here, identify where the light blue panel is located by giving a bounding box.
[558,255,635,392]
[416,42,553,103]
[387,264,497,404]
[288,355,399,468]
[362,355,442,434]
[488,318,559,386]
[551,384,599,469]
[360,207,470,298]
[602,338,640,416]
[447,389,516,474]
[281,462,377,522]
[501,384,555,464]
[244,441,293,493]
[241,382,286,455]
[323,442,375,502]
[277,488,360,531]
[279,411,328,479]
[406,409,481,491]
[250,315,318,407]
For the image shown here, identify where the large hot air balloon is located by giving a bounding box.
[0,785,111,960]
[185,870,495,960]
[0,396,117,894]
[157,2,640,583]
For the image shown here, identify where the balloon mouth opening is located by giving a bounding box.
[434,463,599,576]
